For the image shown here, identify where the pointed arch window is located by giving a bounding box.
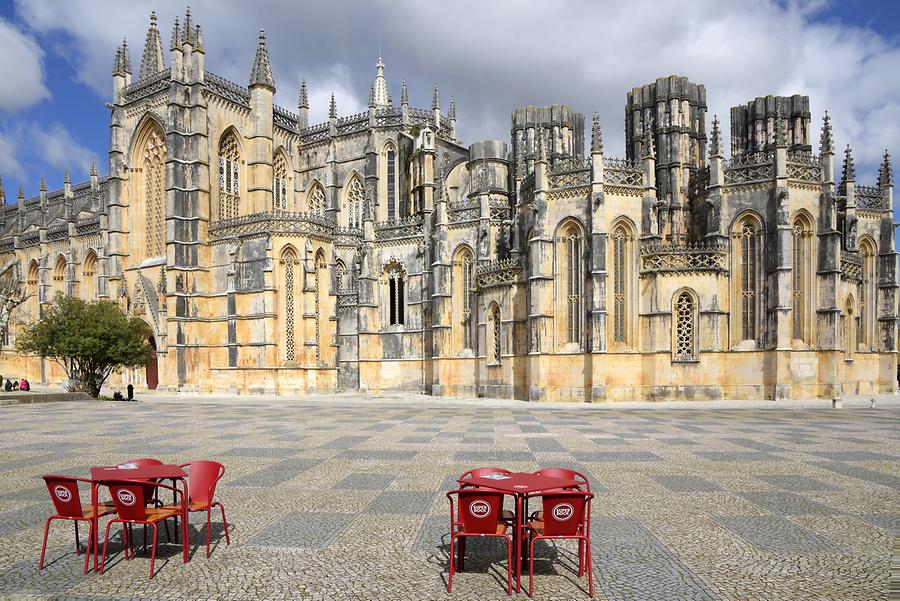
[792,214,814,344]
[308,183,326,214]
[273,153,288,211]
[386,146,397,220]
[143,129,166,258]
[82,252,97,300]
[53,256,66,298]
[335,260,347,292]
[673,290,698,362]
[860,239,877,350]
[314,251,327,364]
[218,132,241,220]
[385,262,405,326]
[611,221,635,347]
[557,221,583,347]
[453,246,476,353]
[346,176,364,229]
[734,215,762,342]
[845,295,854,360]
[280,247,298,363]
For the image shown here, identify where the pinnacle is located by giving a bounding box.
[880,148,893,188]
[432,83,440,111]
[819,110,834,154]
[591,112,603,154]
[400,80,409,106]
[329,93,337,119]
[710,115,722,156]
[298,79,309,109]
[841,144,856,190]
[249,28,275,90]
[139,10,165,79]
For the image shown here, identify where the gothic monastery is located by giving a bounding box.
[0,9,896,401]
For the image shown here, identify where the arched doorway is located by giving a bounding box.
[145,336,158,390]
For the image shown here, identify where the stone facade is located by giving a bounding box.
[0,10,896,401]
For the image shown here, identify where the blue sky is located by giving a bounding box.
[0,0,898,198]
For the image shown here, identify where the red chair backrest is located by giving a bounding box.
[456,490,504,534]
[534,468,590,492]
[43,476,83,518]
[185,460,224,505]
[106,481,148,521]
[460,467,512,481]
[128,458,164,501]
[540,492,590,536]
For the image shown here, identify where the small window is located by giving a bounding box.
[491,305,502,364]
[386,265,405,326]
[673,291,697,362]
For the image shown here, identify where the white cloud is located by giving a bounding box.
[0,133,24,182]
[0,18,49,110]
[12,0,900,183]
[29,123,97,174]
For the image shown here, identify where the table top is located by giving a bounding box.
[90,464,187,481]
[459,472,581,495]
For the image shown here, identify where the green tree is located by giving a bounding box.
[16,294,153,398]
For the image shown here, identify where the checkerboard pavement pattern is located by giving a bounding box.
[0,396,897,600]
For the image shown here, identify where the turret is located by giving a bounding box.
[139,11,165,80]
[248,29,275,213]
[842,144,857,251]
[112,38,132,101]
[590,112,604,184]
[169,16,183,79]
[709,115,724,187]
[297,80,309,129]
[448,97,457,141]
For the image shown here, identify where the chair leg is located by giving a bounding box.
[206,509,212,558]
[149,523,158,578]
[99,521,115,574]
[585,539,594,598]
[82,521,94,575]
[458,537,466,571]
[39,517,53,570]
[216,502,231,545]
[528,536,537,598]
[74,521,81,555]
[447,535,455,593]
[143,524,148,554]
[506,536,512,596]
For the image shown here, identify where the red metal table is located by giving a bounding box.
[459,472,582,592]
[90,465,189,570]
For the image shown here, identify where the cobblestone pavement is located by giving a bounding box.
[0,395,897,600]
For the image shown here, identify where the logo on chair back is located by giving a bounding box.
[53,485,71,502]
[116,489,137,506]
[469,500,491,519]
[551,502,574,521]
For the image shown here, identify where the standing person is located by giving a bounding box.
[127,383,134,401]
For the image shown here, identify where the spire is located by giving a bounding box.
[879,149,893,188]
[400,80,409,106]
[249,29,275,90]
[40,176,46,192]
[538,131,547,163]
[113,38,132,76]
[710,115,721,156]
[642,120,655,160]
[170,16,182,51]
[448,97,456,120]
[139,11,165,79]
[0,176,4,203]
[372,56,389,108]
[819,110,834,154]
[17,185,24,201]
[90,161,97,177]
[841,144,856,191]
[591,112,603,154]
[432,83,440,111]
[298,79,308,109]
[182,7,194,45]
[194,25,204,52]
[64,169,70,184]
[368,84,375,109]
[329,93,337,119]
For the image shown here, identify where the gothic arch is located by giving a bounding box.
[731,210,764,346]
[859,236,877,350]
[381,142,399,220]
[81,250,98,300]
[554,217,585,350]
[791,210,816,345]
[129,116,167,263]
[52,254,66,299]
[343,171,365,229]
[672,288,699,362]
[609,216,638,350]
[278,245,300,364]
[487,301,502,365]
[273,146,291,211]
[383,258,406,328]
[844,293,855,360]
[306,180,327,214]
[451,244,477,354]
[217,127,243,221]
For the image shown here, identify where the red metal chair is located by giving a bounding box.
[530,468,592,572]
[522,491,594,598]
[39,475,115,574]
[458,468,515,523]
[446,489,513,595]
[124,458,176,546]
[98,479,182,578]
[176,460,230,558]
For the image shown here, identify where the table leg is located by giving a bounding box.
[515,494,522,593]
